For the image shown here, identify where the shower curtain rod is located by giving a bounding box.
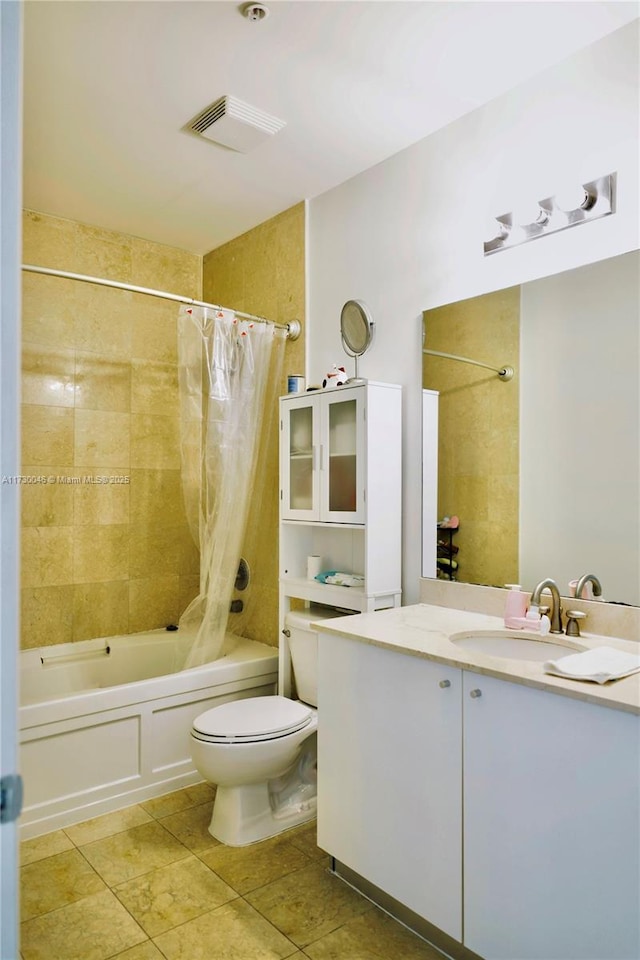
[422,348,514,381]
[21,263,301,340]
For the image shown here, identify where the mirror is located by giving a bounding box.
[341,299,374,383]
[422,250,639,606]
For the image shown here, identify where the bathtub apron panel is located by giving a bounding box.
[19,631,278,838]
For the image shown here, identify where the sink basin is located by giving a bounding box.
[451,631,586,662]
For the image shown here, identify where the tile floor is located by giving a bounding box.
[19,784,443,960]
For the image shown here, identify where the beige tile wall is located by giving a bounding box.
[202,203,306,648]
[20,211,202,648]
[423,286,519,588]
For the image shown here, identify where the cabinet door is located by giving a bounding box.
[463,673,640,960]
[280,395,320,520]
[320,389,365,523]
[318,634,462,940]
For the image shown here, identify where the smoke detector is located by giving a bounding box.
[241,3,269,21]
[188,95,285,153]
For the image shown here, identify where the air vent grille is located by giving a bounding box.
[188,95,286,153]
[191,99,228,134]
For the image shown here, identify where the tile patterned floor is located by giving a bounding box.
[19,785,443,960]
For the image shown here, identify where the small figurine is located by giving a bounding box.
[322,365,348,389]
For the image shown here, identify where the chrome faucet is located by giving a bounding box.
[531,578,563,634]
[574,573,603,600]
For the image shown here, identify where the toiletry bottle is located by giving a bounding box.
[504,584,529,623]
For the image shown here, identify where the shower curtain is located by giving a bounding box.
[178,305,286,668]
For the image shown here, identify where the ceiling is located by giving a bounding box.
[22,1,638,256]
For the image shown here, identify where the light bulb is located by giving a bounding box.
[512,200,548,228]
[554,183,591,213]
[484,216,509,242]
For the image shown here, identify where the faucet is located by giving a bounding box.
[574,573,603,600]
[531,578,563,634]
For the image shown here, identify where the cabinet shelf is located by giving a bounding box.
[281,519,363,530]
[280,576,400,612]
[437,525,459,580]
[281,576,363,605]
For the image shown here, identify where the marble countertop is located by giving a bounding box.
[314,603,640,715]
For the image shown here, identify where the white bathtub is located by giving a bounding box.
[19,628,278,839]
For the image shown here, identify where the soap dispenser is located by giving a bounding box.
[503,584,529,623]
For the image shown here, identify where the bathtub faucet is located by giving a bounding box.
[531,578,563,634]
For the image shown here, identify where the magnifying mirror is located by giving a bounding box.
[340,299,375,384]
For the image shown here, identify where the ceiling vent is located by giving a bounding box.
[188,95,286,153]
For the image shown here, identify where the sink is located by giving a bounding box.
[450,631,586,662]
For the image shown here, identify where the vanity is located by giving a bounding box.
[315,603,640,960]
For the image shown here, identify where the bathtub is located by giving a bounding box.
[19,628,278,839]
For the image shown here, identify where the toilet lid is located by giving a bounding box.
[192,696,314,743]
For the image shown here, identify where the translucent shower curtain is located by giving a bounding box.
[178,306,285,668]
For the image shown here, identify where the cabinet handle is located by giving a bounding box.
[439,679,451,689]
[469,688,482,699]
[282,628,291,638]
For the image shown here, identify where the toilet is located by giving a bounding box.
[190,606,345,846]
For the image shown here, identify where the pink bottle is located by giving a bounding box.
[503,584,529,623]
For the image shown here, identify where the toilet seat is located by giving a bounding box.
[191,695,314,744]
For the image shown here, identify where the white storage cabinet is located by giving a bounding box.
[279,381,402,695]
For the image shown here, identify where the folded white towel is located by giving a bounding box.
[324,573,364,588]
[544,646,640,684]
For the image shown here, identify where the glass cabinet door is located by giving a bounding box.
[289,405,314,511]
[281,397,319,520]
[323,391,364,523]
[281,389,365,524]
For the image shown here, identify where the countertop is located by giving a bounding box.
[314,603,640,715]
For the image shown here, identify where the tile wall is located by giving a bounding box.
[20,211,202,648]
[202,203,306,648]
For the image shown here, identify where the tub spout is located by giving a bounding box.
[531,578,563,634]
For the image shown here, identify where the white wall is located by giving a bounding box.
[520,251,639,605]
[308,21,639,603]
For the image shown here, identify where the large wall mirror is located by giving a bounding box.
[422,250,639,607]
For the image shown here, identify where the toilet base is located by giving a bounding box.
[209,780,317,846]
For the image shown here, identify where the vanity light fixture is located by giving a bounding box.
[483,173,614,256]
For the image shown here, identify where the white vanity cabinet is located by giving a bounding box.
[317,633,463,941]
[317,631,640,960]
[463,672,640,960]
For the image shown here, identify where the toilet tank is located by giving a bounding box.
[285,605,352,707]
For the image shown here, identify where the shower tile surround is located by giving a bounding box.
[20,211,202,648]
[202,202,306,649]
[20,204,305,650]
[19,789,442,960]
